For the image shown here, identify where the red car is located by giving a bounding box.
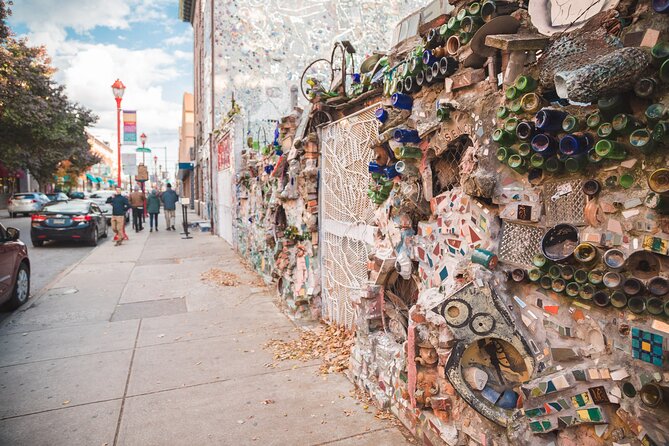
[0,223,30,310]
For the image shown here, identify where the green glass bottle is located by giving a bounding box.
[564,155,586,173]
[562,115,581,133]
[597,122,615,138]
[530,153,545,169]
[532,253,549,269]
[456,8,468,21]
[587,148,603,164]
[528,268,543,282]
[492,128,516,145]
[646,104,667,127]
[507,154,527,173]
[595,139,627,160]
[566,282,581,298]
[447,16,460,32]
[496,106,509,119]
[459,31,473,45]
[574,269,588,284]
[395,146,423,159]
[505,85,520,100]
[437,105,451,122]
[552,278,566,293]
[629,129,655,154]
[586,111,603,129]
[540,275,552,290]
[612,113,642,135]
[496,147,511,163]
[504,117,519,133]
[544,157,563,173]
[548,264,562,279]
[517,143,532,158]
[588,270,604,285]
[610,290,628,308]
[467,2,481,15]
[509,99,522,113]
[579,284,595,300]
[515,75,537,93]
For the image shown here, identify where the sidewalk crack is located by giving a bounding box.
[113,319,142,446]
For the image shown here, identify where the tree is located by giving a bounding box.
[0,1,100,189]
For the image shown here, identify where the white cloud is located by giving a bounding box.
[164,29,193,47]
[9,0,193,176]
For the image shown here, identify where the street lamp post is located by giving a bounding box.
[139,132,148,217]
[111,79,126,189]
[153,155,159,189]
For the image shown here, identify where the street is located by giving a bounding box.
[0,212,108,316]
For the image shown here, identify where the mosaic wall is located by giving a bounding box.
[344,0,669,445]
[210,0,430,124]
[225,0,669,444]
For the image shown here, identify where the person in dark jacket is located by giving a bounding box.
[146,189,161,232]
[109,188,130,245]
[161,183,179,231]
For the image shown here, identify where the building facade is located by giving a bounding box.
[177,92,196,205]
[83,132,115,191]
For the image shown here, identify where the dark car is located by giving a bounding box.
[45,192,69,202]
[0,223,30,310]
[30,200,109,247]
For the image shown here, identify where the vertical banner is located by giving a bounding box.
[123,110,137,144]
[217,134,231,171]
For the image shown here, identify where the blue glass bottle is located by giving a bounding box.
[391,93,413,110]
[375,108,389,123]
[559,132,594,156]
[535,108,568,133]
[531,133,558,157]
[393,128,421,143]
[369,161,385,174]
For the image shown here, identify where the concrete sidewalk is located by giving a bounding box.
[0,213,412,445]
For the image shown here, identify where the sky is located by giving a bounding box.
[8,0,193,179]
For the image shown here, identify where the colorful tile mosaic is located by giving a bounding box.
[631,328,664,367]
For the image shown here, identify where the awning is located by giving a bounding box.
[96,176,103,183]
[86,173,95,182]
[107,179,116,185]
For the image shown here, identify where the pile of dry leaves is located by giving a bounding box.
[201,268,240,287]
[264,323,354,375]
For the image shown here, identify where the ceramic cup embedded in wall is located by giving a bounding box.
[649,168,669,195]
[626,251,661,280]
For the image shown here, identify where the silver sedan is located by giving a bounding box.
[7,193,50,217]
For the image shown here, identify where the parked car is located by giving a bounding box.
[88,191,117,222]
[7,193,50,217]
[0,222,30,310]
[45,192,69,202]
[68,191,88,200]
[30,200,108,247]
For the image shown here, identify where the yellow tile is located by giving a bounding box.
[642,341,651,351]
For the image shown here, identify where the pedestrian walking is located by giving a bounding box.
[129,186,146,232]
[161,183,179,231]
[147,189,161,232]
[109,188,130,246]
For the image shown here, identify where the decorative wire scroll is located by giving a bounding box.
[320,104,380,329]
